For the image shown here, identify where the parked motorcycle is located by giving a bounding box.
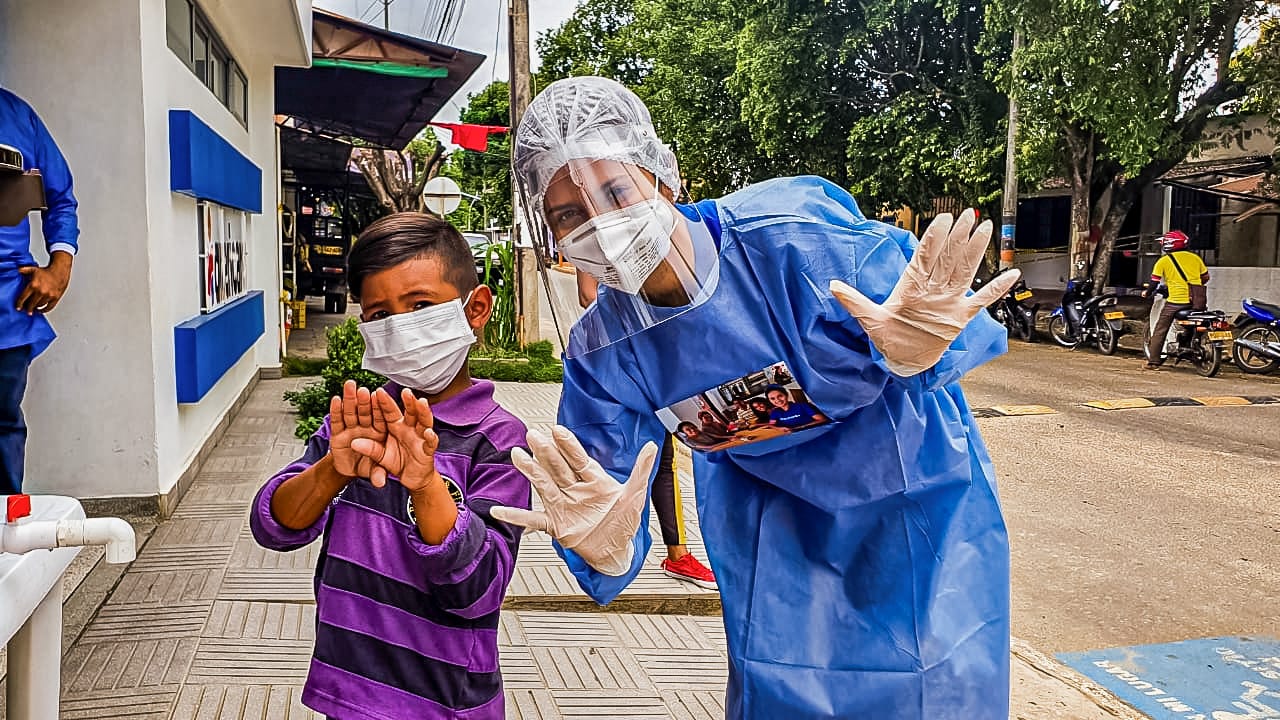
[1048,277,1126,354]
[980,277,1039,342]
[1231,297,1280,375]
[1143,288,1233,377]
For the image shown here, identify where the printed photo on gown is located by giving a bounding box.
[657,361,830,452]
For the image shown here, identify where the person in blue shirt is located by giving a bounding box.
[0,88,80,495]
[492,77,1020,719]
[762,385,826,430]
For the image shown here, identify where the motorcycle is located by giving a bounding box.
[979,277,1038,342]
[1231,297,1280,375]
[1047,277,1126,354]
[1142,286,1232,377]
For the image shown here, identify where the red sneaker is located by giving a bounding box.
[661,553,717,590]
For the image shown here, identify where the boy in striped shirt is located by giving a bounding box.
[251,213,531,719]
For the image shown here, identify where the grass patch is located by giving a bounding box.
[282,355,328,377]
[470,340,563,383]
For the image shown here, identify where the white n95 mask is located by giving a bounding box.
[558,198,678,294]
[358,294,476,393]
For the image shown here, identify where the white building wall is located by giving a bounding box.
[0,0,304,500]
[0,0,162,497]
[1206,267,1280,313]
[136,0,284,494]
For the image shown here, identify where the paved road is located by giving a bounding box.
[963,341,1280,655]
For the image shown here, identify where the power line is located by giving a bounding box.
[357,0,381,23]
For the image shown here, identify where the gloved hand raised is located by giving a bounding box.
[830,210,1021,377]
[490,426,658,577]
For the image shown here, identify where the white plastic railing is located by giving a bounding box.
[0,495,136,720]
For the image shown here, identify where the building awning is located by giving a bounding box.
[279,125,360,187]
[275,9,484,150]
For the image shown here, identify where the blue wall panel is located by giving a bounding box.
[169,110,262,213]
[174,291,265,404]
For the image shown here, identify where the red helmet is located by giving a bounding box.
[1161,230,1189,252]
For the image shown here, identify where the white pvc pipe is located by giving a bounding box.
[0,518,136,564]
[57,518,136,564]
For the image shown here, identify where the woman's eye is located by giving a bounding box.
[553,209,581,231]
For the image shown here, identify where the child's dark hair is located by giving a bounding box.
[347,212,478,302]
[677,421,698,434]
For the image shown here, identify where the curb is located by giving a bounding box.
[503,594,723,616]
[1012,638,1152,719]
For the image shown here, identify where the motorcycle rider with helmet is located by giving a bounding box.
[1143,230,1210,369]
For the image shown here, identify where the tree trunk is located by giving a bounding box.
[1065,126,1094,282]
[1090,185,1139,291]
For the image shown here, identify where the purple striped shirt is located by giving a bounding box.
[250,380,531,720]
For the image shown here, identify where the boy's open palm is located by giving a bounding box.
[329,381,397,487]
[350,388,442,493]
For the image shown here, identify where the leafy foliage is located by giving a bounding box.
[534,0,1009,210]
[987,0,1276,287]
[283,318,387,438]
[479,239,520,349]
[442,81,514,229]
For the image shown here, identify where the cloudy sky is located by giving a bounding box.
[312,0,575,122]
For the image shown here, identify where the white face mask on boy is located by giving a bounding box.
[358,292,477,393]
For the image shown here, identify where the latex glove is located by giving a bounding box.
[830,210,1021,377]
[491,426,658,577]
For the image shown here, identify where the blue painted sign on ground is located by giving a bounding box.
[1059,636,1280,719]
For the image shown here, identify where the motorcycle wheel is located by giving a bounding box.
[1232,325,1280,375]
[1095,319,1118,355]
[1048,315,1078,348]
[1195,336,1222,378]
[1013,309,1034,343]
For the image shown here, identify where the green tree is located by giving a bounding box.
[535,0,1010,210]
[990,0,1275,289]
[1238,19,1280,196]
[537,0,648,86]
[442,81,514,229]
[351,135,446,214]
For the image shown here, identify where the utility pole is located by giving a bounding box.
[508,0,538,346]
[1000,30,1022,272]
[508,0,533,129]
[382,0,391,30]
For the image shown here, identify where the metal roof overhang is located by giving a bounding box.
[275,8,485,150]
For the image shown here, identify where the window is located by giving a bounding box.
[166,0,192,61]
[198,201,249,312]
[1170,185,1222,254]
[166,0,247,125]
[210,47,227,101]
[229,65,247,123]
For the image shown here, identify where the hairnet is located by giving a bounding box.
[513,77,680,217]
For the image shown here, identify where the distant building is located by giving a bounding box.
[1016,115,1278,307]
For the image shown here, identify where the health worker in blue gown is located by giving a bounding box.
[490,76,1023,720]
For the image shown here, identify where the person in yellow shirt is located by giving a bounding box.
[1144,230,1210,369]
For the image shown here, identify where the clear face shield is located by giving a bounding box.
[518,148,719,358]
[0,144,46,227]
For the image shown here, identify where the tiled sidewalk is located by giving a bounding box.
[45,378,726,719]
[39,377,1143,719]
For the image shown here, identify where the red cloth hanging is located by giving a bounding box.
[429,122,510,153]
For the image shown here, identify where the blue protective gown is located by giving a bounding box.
[554,176,1011,719]
[0,88,80,358]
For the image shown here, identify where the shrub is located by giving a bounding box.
[284,318,386,438]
